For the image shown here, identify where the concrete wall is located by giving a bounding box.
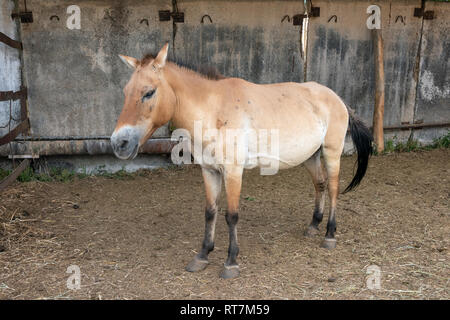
[0,0,448,170]
[0,0,21,137]
[307,0,449,144]
[174,0,305,84]
[19,0,172,138]
[16,0,305,142]
[413,0,450,142]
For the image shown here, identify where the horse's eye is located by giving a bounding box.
[142,89,155,102]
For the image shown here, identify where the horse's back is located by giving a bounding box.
[214,79,348,170]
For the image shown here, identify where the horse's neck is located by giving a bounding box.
[164,64,214,132]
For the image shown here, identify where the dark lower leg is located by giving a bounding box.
[221,167,242,278]
[197,206,217,260]
[321,173,339,249]
[325,207,336,239]
[186,168,221,273]
[310,180,326,229]
[304,153,327,235]
[225,211,239,266]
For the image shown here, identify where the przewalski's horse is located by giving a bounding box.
[111,43,373,279]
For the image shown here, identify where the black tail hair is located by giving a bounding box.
[343,111,373,193]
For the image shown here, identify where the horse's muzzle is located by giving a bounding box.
[110,126,142,160]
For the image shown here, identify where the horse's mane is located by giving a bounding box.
[140,53,226,81]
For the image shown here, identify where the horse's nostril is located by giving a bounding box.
[119,139,129,149]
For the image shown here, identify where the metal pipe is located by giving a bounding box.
[0,137,178,157]
[14,135,111,141]
[1,121,448,157]
[382,122,450,131]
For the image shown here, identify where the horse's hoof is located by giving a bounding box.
[220,264,240,279]
[320,238,337,249]
[304,225,319,237]
[185,257,209,272]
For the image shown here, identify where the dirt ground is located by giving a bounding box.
[0,149,448,300]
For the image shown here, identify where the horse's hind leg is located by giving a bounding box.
[320,144,343,249]
[186,167,222,272]
[220,165,244,279]
[303,149,328,237]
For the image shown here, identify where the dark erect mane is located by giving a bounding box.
[140,53,226,81]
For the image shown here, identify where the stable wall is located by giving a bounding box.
[0,0,448,169]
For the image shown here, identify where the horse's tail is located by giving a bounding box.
[343,110,373,193]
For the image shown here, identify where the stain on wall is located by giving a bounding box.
[413,0,450,142]
[19,0,172,138]
[174,0,305,84]
[306,0,424,130]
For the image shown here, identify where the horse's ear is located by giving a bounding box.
[154,43,169,69]
[119,55,139,69]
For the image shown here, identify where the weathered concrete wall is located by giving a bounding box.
[307,0,448,144]
[1,0,448,170]
[413,0,450,143]
[17,0,306,137]
[0,0,21,137]
[19,0,172,138]
[307,0,378,122]
[307,0,422,126]
[175,0,305,83]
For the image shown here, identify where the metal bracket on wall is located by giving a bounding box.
[159,10,184,23]
[310,6,320,17]
[414,8,434,20]
[293,14,306,26]
[11,0,33,23]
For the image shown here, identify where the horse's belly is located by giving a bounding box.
[244,126,326,174]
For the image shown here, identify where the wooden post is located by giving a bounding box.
[372,29,385,153]
[0,159,30,192]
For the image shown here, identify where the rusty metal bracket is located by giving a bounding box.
[0,88,27,102]
[293,14,306,26]
[11,0,33,23]
[159,10,184,23]
[201,15,213,24]
[310,6,320,17]
[281,15,291,23]
[395,16,405,24]
[159,10,171,21]
[414,1,435,21]
[414,8,434,19]
[328,15,337,23]
[0,32,22,50]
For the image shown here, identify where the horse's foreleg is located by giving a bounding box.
[220,166,243,279]
[186,168,222,273]
[303,149,328,237]
[321,146,341,249]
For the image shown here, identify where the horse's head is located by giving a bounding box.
[111,43,176,160]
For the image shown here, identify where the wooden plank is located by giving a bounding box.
[0,159,30,192]
[0,31,22,50]
[0,120,30,146]
[0,88,26,102]
[20,87,28,121]
[372,29,385,153]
